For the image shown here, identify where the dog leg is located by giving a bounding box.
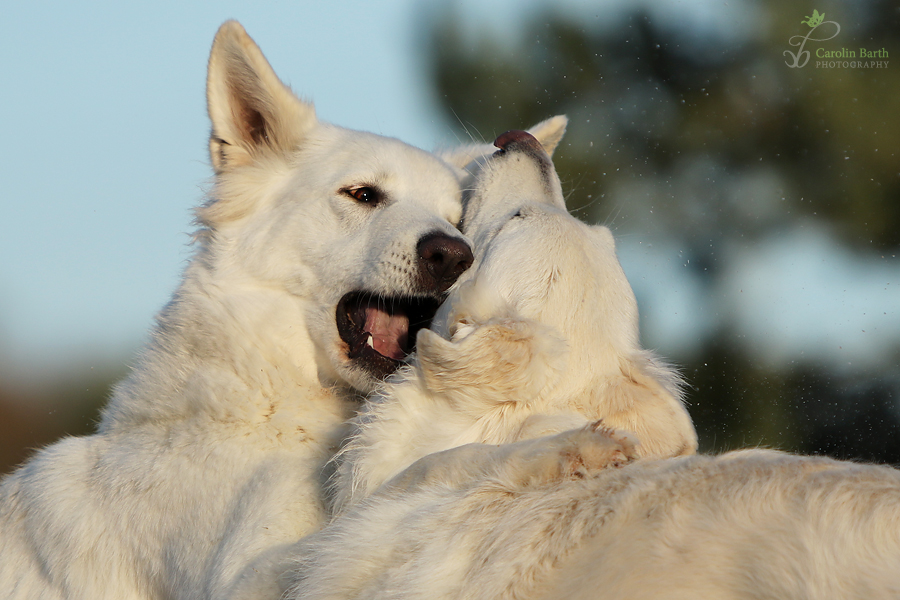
[384,422,637,495]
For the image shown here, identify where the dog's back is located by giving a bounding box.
[301,448,900,600]
[538,451,900,600]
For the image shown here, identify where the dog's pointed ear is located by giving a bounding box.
[206,21,317,173]
[416,319,566,407]
[435,115,568,169]
[527,115,567,156]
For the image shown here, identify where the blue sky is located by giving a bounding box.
[2,0,899,387]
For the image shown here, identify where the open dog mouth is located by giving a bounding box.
[337,292,441,380]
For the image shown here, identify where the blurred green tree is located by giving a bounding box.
[425,0,900,460]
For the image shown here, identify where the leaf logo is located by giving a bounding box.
[801,10,825,28]
[786,11,840,67]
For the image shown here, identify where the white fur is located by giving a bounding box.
[0,21,487,599]
[271,128,900,600]
[289,449,900,600]
[332,127,697,511]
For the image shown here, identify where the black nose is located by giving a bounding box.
[416,232,474,294]
[493,129,543,153]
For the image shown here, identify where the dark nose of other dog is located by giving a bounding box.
[493,130,543,153]
[417,232,474,293]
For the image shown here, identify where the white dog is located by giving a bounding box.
[0,22,564,600]
[271,130,900,600]
[332,128,697,512]
[223,127,696,598]
[290,448,900,600]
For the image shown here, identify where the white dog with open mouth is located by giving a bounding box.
[223,128,697,598]
[332,128,697,512]
[269,130,900,600]
[0,22,565,600]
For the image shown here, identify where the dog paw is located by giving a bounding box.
[573,421,639,474]
[503,422,638,488]
[556,421,638,479]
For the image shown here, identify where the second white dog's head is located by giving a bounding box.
[413,128,697,462]
[426,129,644,404]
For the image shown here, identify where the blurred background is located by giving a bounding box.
[2,0,899,474]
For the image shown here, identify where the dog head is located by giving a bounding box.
[423,129,640,403]
[457,130,641,360]
[198,21,474,393]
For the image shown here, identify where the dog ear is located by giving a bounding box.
[206,21,317,173]
[435,115,568,168]
[526,115,567,156]
[415,319,566,410]
[595,355,698,459]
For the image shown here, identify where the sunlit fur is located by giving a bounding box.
[270,132,900,600]
[331,124,696,512]
[0,20,478,599]
[288,448,900,600]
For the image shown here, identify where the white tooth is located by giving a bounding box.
[366,335,375,348]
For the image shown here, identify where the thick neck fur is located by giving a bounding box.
[98,243,355,445]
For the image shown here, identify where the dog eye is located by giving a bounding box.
[343,186,382,206]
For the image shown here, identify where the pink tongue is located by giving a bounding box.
[363,307,409,360]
